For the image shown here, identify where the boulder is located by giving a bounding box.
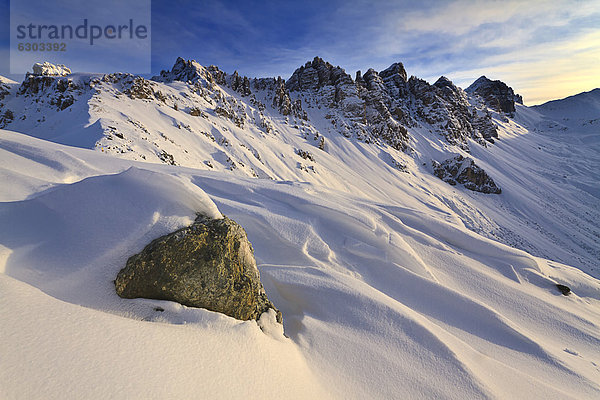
[115,215,281,323]
[556,284,571,296]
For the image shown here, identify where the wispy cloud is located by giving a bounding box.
[2,0,598,103]
[303,0,600,104]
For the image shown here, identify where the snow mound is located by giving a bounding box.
[31,62,72,76]
[0,166,221,308]
[0,147,330,399]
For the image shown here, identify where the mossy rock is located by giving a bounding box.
[115,215,281,323]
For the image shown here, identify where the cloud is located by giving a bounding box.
[2,0,598,103]
[447,29,600,104]
[322,0,600,103]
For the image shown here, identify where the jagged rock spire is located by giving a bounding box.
[286,56,353,91]
[466,76,522,113]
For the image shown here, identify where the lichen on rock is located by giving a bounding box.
[115,214,281,323]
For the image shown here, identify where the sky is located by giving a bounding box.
[1,0,599,105]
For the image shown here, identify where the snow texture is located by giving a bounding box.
[0,60,599,399]
[31,62,72,77]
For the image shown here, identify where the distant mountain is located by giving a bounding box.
[533,88,600,128]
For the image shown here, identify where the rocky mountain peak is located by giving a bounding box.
[153,57,216,86]
[15,63,83,111]
[466,75,522,114]
[379,62,407,83]
[286,56,353,91]
[361,68,385,91]
[433,76,466,102]
[433,76,454,89]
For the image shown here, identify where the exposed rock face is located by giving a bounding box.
[409,76,479,146]
[153,57,218,89]
[229,71,252,96]
[380,62,408,84]
[17,65,84,111]
[287,56,353,91]
[357,67,410,150]
[466,76,522,114]
[0,109,14,128]
[115,215,281,323]
[432,155,501,194]
[271,77,307,119]
[155,57,205,82]
[102,73,158,100]
[0,82,11,101]
[32,62,71,76]
[284,57,502,150]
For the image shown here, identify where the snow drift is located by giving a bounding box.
[1,130,599,399]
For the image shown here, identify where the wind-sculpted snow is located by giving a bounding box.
[1,130,599,399]
[0,60,599,398]
[0,59,599,273]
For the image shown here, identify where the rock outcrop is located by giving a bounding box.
[0,81,11,101]
[153,57,219,89]
[466,76,522,114]
[17,64,83,111]
[31,62,71,77]
[286,56,353,91]
[284,57,502,150]
[433,155,502,194]
[271,77,307,119]
[556,284,571,296]
[115,215,281,323]
[154,57,206,83]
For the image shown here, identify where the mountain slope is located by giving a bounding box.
[1,59,600,398]
[1,130,599,399]
[532,88,600,136]
[0,59,598,276]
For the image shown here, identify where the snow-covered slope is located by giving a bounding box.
[534,88,600,121]
[1,59,599,398]
[0,59,598,276]
[0,76,18,84]
[1,130,599,399]
[532,88,600,135]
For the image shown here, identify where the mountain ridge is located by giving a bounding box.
[1,58,599,399]
[0,58,598,274]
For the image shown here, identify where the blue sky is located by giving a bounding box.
[2,0,599,104]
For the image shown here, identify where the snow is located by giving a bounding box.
[1,128,599,399]
[31,62,72,77]
[0,76,18,84]
[0,66,597,280]
[1,61,600,398]
[0,274,326,399]
[532,88,600,136]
